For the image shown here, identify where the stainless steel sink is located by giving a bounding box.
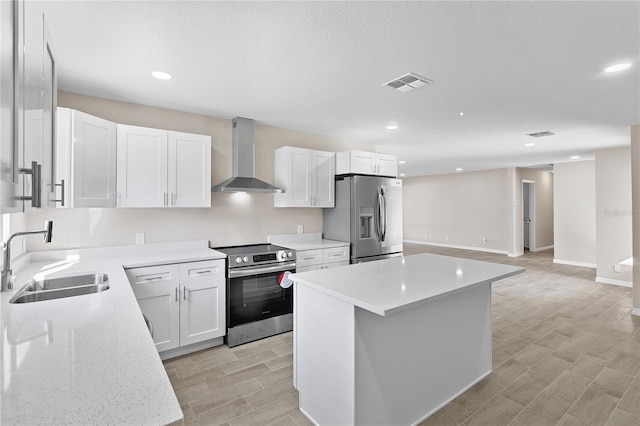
[9,272,110,304]
[35,273,109,290]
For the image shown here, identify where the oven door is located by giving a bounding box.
[228,262,295,328]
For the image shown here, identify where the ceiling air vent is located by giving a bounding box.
[383,73,433,92]
[527,131,555,138]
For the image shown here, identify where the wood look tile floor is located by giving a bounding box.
[164,244,640,426]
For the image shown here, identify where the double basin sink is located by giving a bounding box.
[9,273,110,304]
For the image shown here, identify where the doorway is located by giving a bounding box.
[523,181,535,251]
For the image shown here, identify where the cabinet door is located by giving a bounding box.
[127,265,181,353]
[117,125,168,207]
[55,107,71,207]
[21,1,44,212]
[179,279,225,346]
[296,264,324,273]
[311,150,335,207]
[281,147,312,207]
[351,151,377,175]
[72,110,117,207]
[41,19,57,209]
[167,131,211,207]
[0,0,20,213]
[376,153,398,178]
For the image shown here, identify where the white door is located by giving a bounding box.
[127,265,181,353]
[167,131,211,207]
[311,150,335,207]
[285,147,312,207]
[117,125,168,207]
[349,151,376,175]
[376,153,398,178]
[179,281,225,346]
[73,110,117,207]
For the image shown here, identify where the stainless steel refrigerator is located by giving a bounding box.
[323,175,403,263]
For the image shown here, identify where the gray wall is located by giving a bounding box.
[595,147,632,284]
[553,161,597,266]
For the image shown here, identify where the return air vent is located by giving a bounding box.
[383,73,433,92]
[527,131,555,138]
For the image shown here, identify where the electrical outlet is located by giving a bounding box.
[135,233,145,245]
[425,233,429,239]
[482,238,488,243]
[297,225,304,234]
[613,264,622,273]
[445,235,449,241]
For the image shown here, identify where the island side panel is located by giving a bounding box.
[354,283,492,425]
[295,282,356,425]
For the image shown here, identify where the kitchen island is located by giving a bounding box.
[291,253,524,425]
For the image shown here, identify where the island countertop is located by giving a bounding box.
[291,253,524,316]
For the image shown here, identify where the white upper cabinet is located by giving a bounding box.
[56,108,117,208]
[117,124,211,208]
[168,131,211,208]
[274,146,335,208]
[1,2,57,213]
[117,125,168,208]
[336,150,398,178]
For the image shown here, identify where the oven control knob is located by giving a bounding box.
[280,252,287,260]
[243,256,249,263]
[287,251,293,258]
[235,257,242,264]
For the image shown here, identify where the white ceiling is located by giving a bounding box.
[37,1,640,177]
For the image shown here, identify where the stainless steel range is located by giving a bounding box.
[215,244,296,347]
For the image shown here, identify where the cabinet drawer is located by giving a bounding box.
[296,249,323,267]
[323,246,349,264]
[180,259,225,283]
[296,264,324,273]
[127,264,179,285]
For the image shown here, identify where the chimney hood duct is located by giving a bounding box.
[211,117,284,193]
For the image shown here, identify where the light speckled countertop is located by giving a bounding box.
[291,253,524,316]
[0,240,226,425]
[275,239,349,251]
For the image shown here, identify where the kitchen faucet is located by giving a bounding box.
[1,221,53,292]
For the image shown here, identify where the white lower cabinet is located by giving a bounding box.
[127,259,225,355]
[295,246,350,272]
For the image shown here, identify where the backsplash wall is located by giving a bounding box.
[20,92,370,251]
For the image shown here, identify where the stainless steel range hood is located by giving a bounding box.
[212,117,284,193]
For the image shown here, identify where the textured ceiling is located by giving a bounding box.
[37,1,640,176]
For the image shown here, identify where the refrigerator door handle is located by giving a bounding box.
[373,191,381,242]
[381,189,387,242]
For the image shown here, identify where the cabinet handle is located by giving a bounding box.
[164,192,168,207]
[18,161,42,208]
[52,179,65,206]
[144,315,154,338]
[175,287,179,301]
[144,276,164,282]
[112,193,117,207]
[195,270,211,275]
[183,286,190,301]
[171,192,176,206]
[303,256,317,260]
[329,253,344,257]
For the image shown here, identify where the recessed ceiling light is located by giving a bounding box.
[386,125,398,130]
[524,143,535,147]
[399,160,406,164]
[570,156,580,160]
[459,112,464,117]
[456,168,463,172]
[152,71,173,80]
[605,63,631,73]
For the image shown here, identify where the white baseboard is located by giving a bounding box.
[553,259,597,269]
[508,252,524,258]
[595,277,632,288]
[632,308,640,317]
[531,245,554,252]
[404,240,509,255]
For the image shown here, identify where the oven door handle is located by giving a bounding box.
[228,262,296,278]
